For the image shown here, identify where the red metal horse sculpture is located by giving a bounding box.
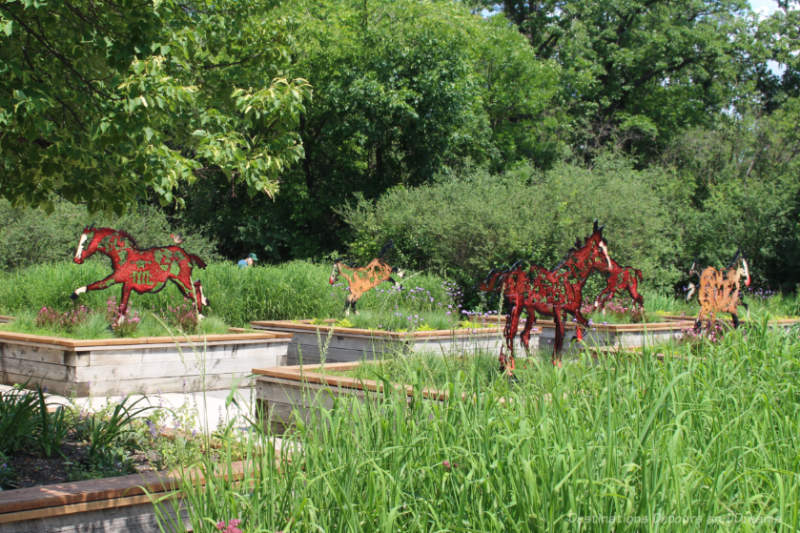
[71,226,208,325]
[479,222,617,372]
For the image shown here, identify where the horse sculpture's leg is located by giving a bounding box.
[573,308,593,342]
[731,313,740,329]
[115,285,133,326]
[344,295,358,316]
[71,274,116,300]
[519,306,537,353]
[169,278,202,313]
[552,309,565,367]
[503,302,524,373]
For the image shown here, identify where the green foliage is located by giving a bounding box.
[0,385,74,460]
[475,0,759,160]
[343,154,683,303]
[0,198,220,271]
[0,0,310,211]
[75,396,155,468]
[662,103,800,290]
[0,260,455,328]
[175,0,562,259]
[0,385,40,455]
[36,388,71,459]
[163,327,800,531]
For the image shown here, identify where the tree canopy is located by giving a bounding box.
[0,0,310,212]
[2,0,800,290]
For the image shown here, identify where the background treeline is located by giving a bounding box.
[1,0,799,295]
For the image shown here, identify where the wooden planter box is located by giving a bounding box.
[250,320,528,365]
[0,461,249,533]
[254,344,684,434]
[0,316,12,324]
[477,315,695,352]
[0,469,187,533]
[543,319,695,351]
[0,330,292,396]
[658,314,800,330]
[255,362,450,434]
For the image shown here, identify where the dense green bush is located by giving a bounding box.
[342,154,683,303]
[0,199,221,271]
[0,261,455,328]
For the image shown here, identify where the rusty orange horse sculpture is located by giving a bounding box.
[329,242,404,315]
[689,250,750,331]
[71,226,208,325]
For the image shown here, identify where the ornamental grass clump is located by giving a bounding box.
[159,322,800,531]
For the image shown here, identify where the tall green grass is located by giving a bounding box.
[159,324,800,531]
[0,261,454,328]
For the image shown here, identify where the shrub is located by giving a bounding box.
[0,198,221,271]
[342,154,683,304]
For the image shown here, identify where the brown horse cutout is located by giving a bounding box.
[692,250,750,331]
[328,243,403,315]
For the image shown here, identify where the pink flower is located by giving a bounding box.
[216,519,243,533]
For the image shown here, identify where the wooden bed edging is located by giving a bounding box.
[0,329,291,350]
[254,362,453,402]
[0,461,246,526]
[250,319,508,340]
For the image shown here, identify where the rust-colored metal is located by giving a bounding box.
[693,250,750,330]
[71,226,207,326]
[594,257,644,310]
[329,243,402,315]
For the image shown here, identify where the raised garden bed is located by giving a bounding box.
[0,460,250,533]
[0,316,11,325]
[658,313,800,330]
[0,329,292,396]
[255,361,456,434]
[250,319,526,365]
[254,344,681,434]
[477,315,695,352]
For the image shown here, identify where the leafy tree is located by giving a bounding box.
[0,0,310,212]
[663,99,800,290]
[754,1,800,110]
[177,0,562,260]
[473,0,759,160]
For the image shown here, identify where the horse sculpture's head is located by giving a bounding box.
[478,266,508,293]
[730,250,751,287]
[329,261,341,285]
[74,225,97,264]
[578,220,612,273]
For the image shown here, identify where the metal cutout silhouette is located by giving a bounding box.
[329,241,403,315]
[690,250,750,331]
[593,257,644,310]
[479,222,619,372]
[71,226,208,325]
